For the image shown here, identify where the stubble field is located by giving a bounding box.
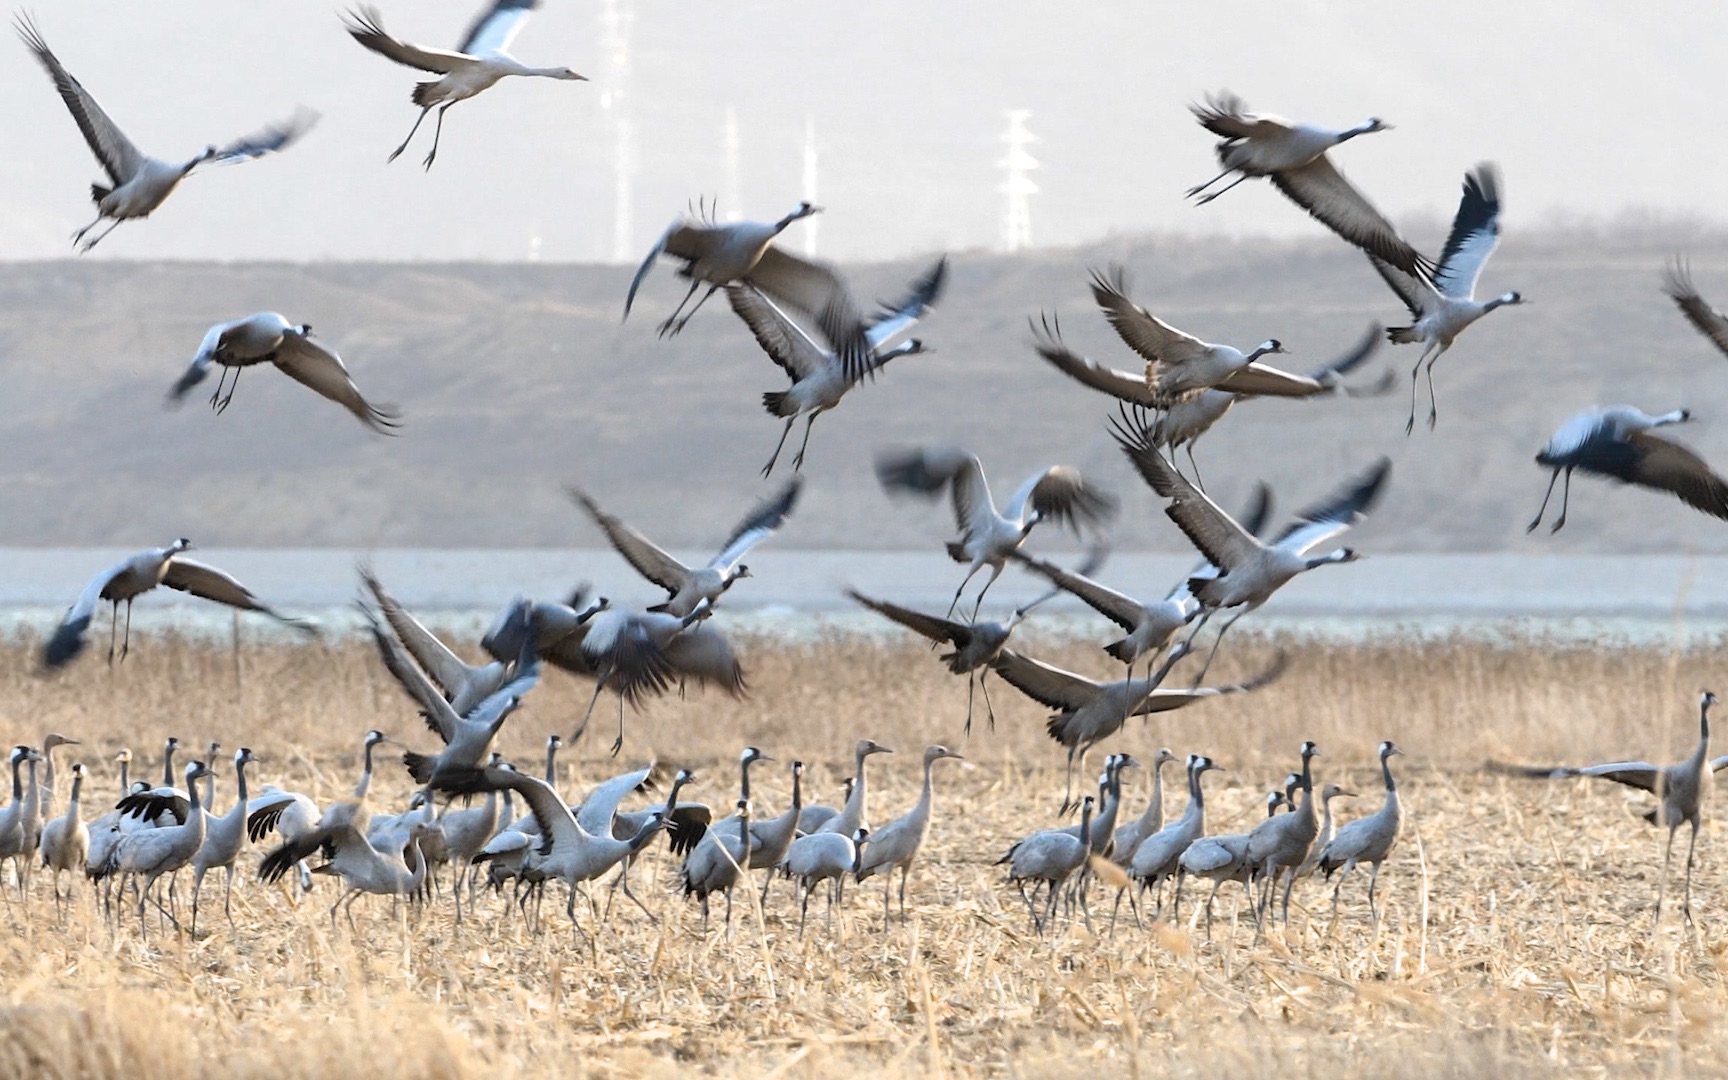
[3,629,1728,1078]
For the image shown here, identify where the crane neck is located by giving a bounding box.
[234,759,250,807]
[1380,751,1398,793]
[162,744,177,788]
[545,745,560,788]
[117,758,129,798]
[67,775,84,820]
[626,816,663,853]
[21,758,39,808]
[186,772,203,815]
[8,756,22,802]
[406,834,428,889]
[1078,801,1093,847]
[356,740,377,799]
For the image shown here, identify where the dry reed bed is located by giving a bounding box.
[1,630,1727,1078]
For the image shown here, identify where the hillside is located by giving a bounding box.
[3,227,1728,552]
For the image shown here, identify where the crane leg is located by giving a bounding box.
[1185,168,1231,198]
[1190,606,1249,688]
[789,413,821,472]
[571,673,610,745]
[421,105,452,171]
[899,862,912,923]
[1366,861,1384,927]
[223,865,236,930]
[1684,821,1699,925]
[1403,345,1431,436]
[979,671,999,734]
[387,106,432,163]
[1422,350,1446,429]
[761,417,796,478]
[71,211,105,247]
[191,866,205,937]
[798,880,811,938]
[657,281,703,336]
[611,691,627,757]
[1187,443,1207,493]
[215,367,242,414]
[1526,469,1562,533]
[1550,470,1574,534]
[78,218,124,253]
[107,601,120,665]
[1193,173,1250,206]
[208,365,231,410]
[944,561,986,619]
[120,600,135,662]
[969,562,1007,622]
[666,285,721,337]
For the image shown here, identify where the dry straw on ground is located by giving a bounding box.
[3,629,1728,1078]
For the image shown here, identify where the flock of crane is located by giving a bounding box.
[3,0,1726,944]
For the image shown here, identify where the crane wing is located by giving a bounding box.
[1089,267,1209,366]
[1270,155,1435,281]
[204,107,319,168]
[1663,261,1728,361]
[1431,163,1502,300]
[988,650,1100,711]
[15,15,143,186]
[567,488,690,592]
[456,0,538,55]
[1271,457,1392,554]
[1215,324,1383,397]
[1189,91,1286,140]
[159,558,314,630]
[746,248,873,384]
[866,256,948,348]
[1008,466,1118,532]
[1111,413,1263,572]
[274,334,401,434]
[575,764,655,837]
[1008,551,1140,631]
[1031,314,1153,405]
[342,7,469,74]
[1131,651,1289,716]
[1621,432,1728,521]
[725,284,829,381]
[711,478,801,572]
[360,566,473,699]
[846,589,972,646]
[360,603,461,744]
[661,625,748,697]
[42,556,129,668]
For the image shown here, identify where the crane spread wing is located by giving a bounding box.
[1619,432,1728,521]
[1111,414,1263,571]
[1431,163,1502,300]
[746,249,873,384]
[1132,651,1289,716]
[1271,457,1391,554]
[159,558,314,630]
[274,333,402,434]
[1014,466,1118,532]
[661,625,747,697]
[725,285,829,381]
[1215,324,1383,397]
[865,256,949,348]
[1271,155,1434,281]
[456,0,538,55]
[988,650,1100,711]
[1189,92,1286,140]
[846,589,972,647]
[360,566,474,700]
[15,15,143,186]
[1663,261,1728,361]
[343,7,470,74]
[710,478,801,572]
[1031,315,1153,405]
[1009,551,1141,631]
[1089,267,1209,367]
[205,107,320,168]
[568,488,689,593]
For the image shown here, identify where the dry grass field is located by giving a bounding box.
[4,629,1728,1078]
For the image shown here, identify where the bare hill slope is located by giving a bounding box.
[3,227,1727,552]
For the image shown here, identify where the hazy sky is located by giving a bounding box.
[0,1,1723,262]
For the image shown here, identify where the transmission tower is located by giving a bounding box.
[801,117,819,257]
[998,109,1038,253]
[598,0,635,262]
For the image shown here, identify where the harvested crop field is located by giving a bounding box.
[2,630,1727,1079]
